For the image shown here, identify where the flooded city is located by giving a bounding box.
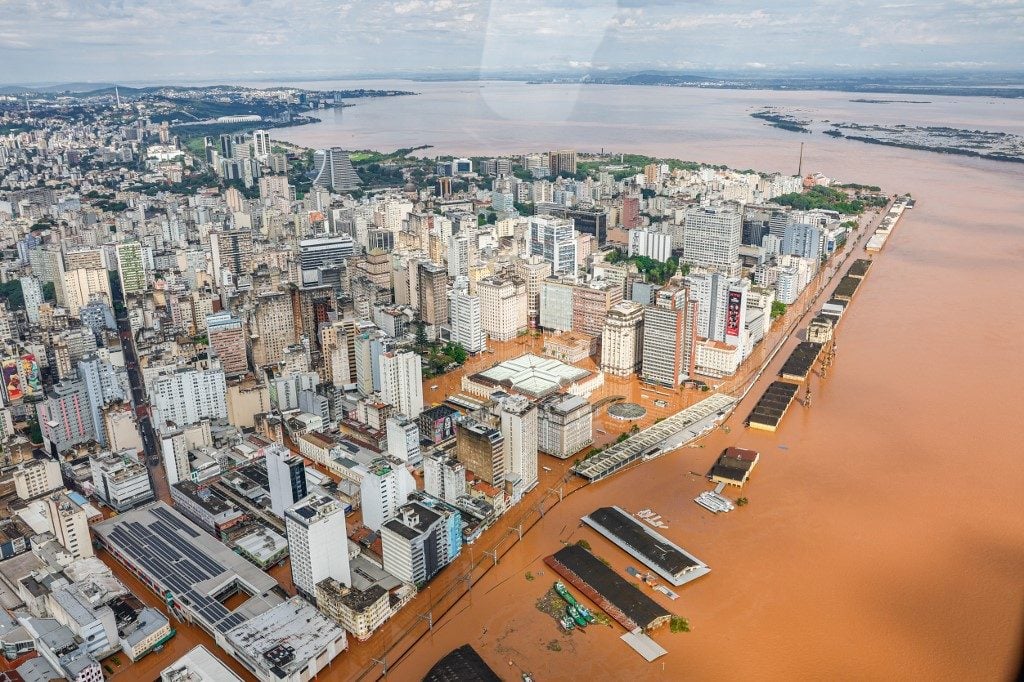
[275,82,1024,680]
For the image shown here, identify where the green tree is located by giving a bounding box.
[0,281,25,310]
[414,322,428,348]
[444,342,468,364]
[771,301,787,318]
[42,282,56,302]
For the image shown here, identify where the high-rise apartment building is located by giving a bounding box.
[497,395,538,502]
[379,351,423,418]
[360,458,416,532]
[386,415,421,465]
[312,148,361,191]
[150,367,227,430]
[205,312,248,376]
[477,276,527,342]
[417,261,448,328]
[548,149,577,176]
[381,502,461,586]
[252,130,271,160]
[455,419,505,489]
[266,445,308,518]
[514,255,553,328]
[209,229,254,283]
[682,205,742,275]
[44,491,94,559]
[448,286,485,353]
[600,301,644,376]
[285,494,351,601]
[115,241,145,294]
[251,292,296,368]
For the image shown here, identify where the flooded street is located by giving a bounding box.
[274,82,1024,680]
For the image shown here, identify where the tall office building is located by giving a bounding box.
[514,255,553,328]
[266,445,308,519]
[537,394,593,459]
[381,502,461,586]
[115,241,145,294]
[299,236,356,285]
[205,312,248,376]
[379,351,423,418]
[447,234,473,278]
[539,279,574,332]
[682,205,742,275]
[209,230,254,283]
[360,458,416,532]
[640,286,697,386]
[477,276,528,341]
[251,292,296,368]
[455,418,505,489]
[252,130,271,160]
[497,395,538,502]
[312,148,361,191]
[285,494,351,600]
[77,353,127,447]
[528,216,577,278]
[417,261,448,328]
[448,287,485,353]
[600,301,644,376]
[548,149,577,176]
[571,281,622,338]
[320,319,355,388]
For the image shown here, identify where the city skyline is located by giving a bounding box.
[1,0,1024,84]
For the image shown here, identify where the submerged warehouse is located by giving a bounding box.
[582,507,711,587]
[747,381,800,432]
[544,544,671,632]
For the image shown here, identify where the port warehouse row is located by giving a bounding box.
[747,381,799,432]
[748,255,875,431]
[866,195,912,252]
[582,507,711,587]
[544,544,671,632]
[573,393,736,482]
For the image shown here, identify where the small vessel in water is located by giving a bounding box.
[566,604,588,627]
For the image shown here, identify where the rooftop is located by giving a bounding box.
[469,353,594,399]
[222,596,346,679]
[160,645,244,682]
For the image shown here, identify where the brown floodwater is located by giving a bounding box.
[268,82,1024,680]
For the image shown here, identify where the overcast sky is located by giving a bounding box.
[1,0,1022,84]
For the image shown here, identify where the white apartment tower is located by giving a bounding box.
[448,286,485,353]
[379,351,423,418]
[359,459,416,532]
[477,276,527,342]
[285,494,352,601]
[498,395,538,503]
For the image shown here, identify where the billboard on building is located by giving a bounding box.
[432,415,455,444]
[2,359,22,402]
[21,355,41,397]
[726,290,743,337]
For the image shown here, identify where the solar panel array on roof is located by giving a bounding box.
[102,510,252,635]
